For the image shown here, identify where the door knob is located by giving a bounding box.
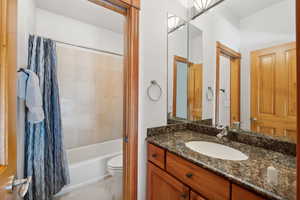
[250,117,258,121]
[180,193,188,199]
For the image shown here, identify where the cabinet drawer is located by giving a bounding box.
[190,191,206,200]
[148,143,166,169]
[232,184,265,200]
[166,152,230,200]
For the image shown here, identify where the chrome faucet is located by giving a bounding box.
[216,125,229,139]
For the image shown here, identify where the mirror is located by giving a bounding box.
[167,14,213,125]
[167,0,296,143]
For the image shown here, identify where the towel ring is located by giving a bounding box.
[147,80,162,102]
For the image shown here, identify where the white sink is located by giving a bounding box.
[185,141,248,161]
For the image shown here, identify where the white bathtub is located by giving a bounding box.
[57,138,123,195]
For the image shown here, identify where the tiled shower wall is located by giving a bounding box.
[57,45,123,149]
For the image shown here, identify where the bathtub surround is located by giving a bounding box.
[56,45,124,149]
[146,124,296,200]
[25,35,69,200]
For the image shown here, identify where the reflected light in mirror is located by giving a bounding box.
[193,0,212,11]
[168,14,180,30]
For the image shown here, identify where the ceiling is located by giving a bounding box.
[220,0,285,19]
[36,0,125,33]
[177,0,286,20]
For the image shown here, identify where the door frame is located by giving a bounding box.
[0,1,140,200]
[0,0,17,189]
[88,1,140,200]
[296,0,300,198]
[215,41,241,126]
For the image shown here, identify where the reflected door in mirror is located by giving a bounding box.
[188,64,203,121]
[173,58,188,119]
[251,42,297,142]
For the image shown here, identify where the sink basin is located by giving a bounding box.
[185,141,248,161]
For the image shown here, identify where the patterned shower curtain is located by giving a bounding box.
[24,35,70,200]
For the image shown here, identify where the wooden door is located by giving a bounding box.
[251,42,297,141]
[147,162,189,200]
[0,0,18,198]
[188,64,203,121]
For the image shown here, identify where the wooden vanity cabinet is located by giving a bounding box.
[232,184,266,200]
[147,162,190,200]
[190,191,206,200]
[148,143,166,169]
[147,143,266,200]
[166,152,230,200]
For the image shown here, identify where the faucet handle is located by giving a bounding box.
[216,124,224,130]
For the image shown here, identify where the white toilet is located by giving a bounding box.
[107,154,123,200]
[107,154,123,177]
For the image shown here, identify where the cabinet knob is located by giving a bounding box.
[152,154,158,158]
[180,193,188,199]
[186,173,193,178]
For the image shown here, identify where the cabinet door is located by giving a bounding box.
[232,184,265,200]
[147,162,189,200]
[190,191,206,200]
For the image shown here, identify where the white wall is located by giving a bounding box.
[190,5,241,121]
[239,0,296,130]
[16,0,37,177]
[17,0,36,68]
[138,0,188,199]
[35,9,123,55]
[189,34,203,64]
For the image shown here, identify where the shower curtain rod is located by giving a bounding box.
[55,40,123,57]
[29,34,123,57]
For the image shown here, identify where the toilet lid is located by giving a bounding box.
[108,155,123,169]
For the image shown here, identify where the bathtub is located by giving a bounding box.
[57,138,123,195]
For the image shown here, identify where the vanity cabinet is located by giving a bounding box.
[190,191,206,200]
[166,152,230,200]
[147,143,266,200]
[232,184,265,200]
[147,143,166,169]
[147,162,189,200]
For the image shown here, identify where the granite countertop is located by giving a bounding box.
[146,130,296,200]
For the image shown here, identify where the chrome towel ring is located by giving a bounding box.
[147,80,162,102]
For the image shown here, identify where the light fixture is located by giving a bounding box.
[168,15,180,30]
[193,0,212,11]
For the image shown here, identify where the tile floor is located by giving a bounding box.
[55,177,122,200]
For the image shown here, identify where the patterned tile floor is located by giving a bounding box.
[55,177,122,200]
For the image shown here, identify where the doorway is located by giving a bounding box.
[215,42,241,127]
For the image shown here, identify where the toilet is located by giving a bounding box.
[107,155,123,199]
[107,154,123,177]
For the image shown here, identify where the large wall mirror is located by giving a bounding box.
[167,0,296,143]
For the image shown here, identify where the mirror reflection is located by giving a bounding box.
[167,0,296,143]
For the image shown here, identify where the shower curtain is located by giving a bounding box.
[24,35,69,200]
